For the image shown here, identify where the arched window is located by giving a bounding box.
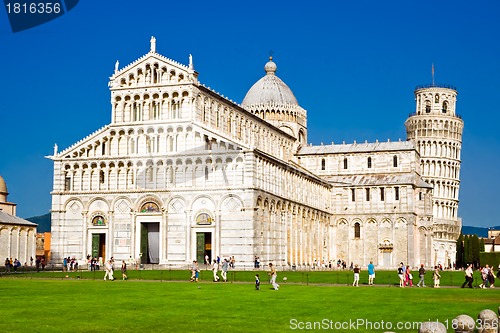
[343,158,348,169]
[442,101,448,113]
[367,157,372,169]
[351,188,356,202]
[393,155,398,167]
[205,166,209,180]
[435,94,440,103]
[321,158,326,171]
[99,170,105,184]
[354,222,360,238]
[425,101,431,113]
[395,186,400,200]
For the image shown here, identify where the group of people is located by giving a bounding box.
[4,258,21,272]
[210,258,230,282]
[101,257,128,281]
[62,257,79,271]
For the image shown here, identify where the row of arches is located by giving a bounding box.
[112,90,191,123]
[116,62,189,87]
[427,179,460,201]
[61,156,246,192]
[406,118,463,141]
[255,195,330,267]
[432,200,458,220]
[421,160,460,180]
[67,125,238,159]
[0,226,36,265]
[255,156,330,211]
[196,93,295,161]
[416,140,461,160]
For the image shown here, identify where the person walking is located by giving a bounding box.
[461,264,473,288]
[417,264,426,287]
[212,259,220,282]
[352,264,360,287]
[221,258,229,282]
[268,263,279,290]
[121,260,128,280]
[104,259,114,281]
[255,274,260,290]
[432,266,441,288]
[367,261,375,286]
[406,266,413,287]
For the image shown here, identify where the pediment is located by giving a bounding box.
[109,51,198,89]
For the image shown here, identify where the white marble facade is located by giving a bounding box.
[49,38,462,269]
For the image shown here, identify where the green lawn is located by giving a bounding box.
[0,276,498,332]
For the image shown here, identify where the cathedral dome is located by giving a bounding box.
[241,57,298,107]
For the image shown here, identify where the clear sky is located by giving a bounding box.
[0,1,499,227]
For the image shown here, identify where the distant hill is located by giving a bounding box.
[26,213,51,233]
[461,225,500,238]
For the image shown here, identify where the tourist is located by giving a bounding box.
[268,263,279,290]
[205,254,210,267]
[398,263,405,287]
[461,264,473,288]
[417,264,426,287]
[4,258,10,273]
[255,274,260,290]
[406,265,413,287]
[221,258,229,282]
[121,260,128,280]
[352,264,360,287]
[30,256,33,266]
[433,266,441,288]
[103,258,114,281]
[367,261,375,285]
[189,260,199,282]
[479,265,490,289]
[212,259,219,282]
[487,265,495,288]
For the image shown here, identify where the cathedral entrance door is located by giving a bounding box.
[140,222,160,264]
[383,251,391,268]
[196,232,212,265]
[91,233,106,260]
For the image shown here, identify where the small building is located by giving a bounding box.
[0,176,37,265]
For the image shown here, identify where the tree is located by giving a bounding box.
[471,235,480,268]
[456,233,464,268]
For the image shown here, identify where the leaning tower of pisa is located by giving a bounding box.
[405,84,464,267]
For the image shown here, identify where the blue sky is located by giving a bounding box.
[0,1,499,227]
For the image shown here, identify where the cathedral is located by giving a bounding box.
[48,37,463,269]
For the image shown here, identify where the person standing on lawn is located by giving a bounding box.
[352,264,360,287]
[121,260,128,280]
[367,261,375,286]
[417,264,426,287]
[221,258,229,282]
[212,259,220,282]
[432,266,441,288]
[104,258,115,281]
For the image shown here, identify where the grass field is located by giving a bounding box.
[0,274,498,333]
